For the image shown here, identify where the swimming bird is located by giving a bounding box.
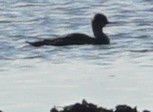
[27,13,110,47]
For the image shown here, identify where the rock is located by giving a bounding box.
[115,105,137,112]
[51,100,112,112]
[143,110,151,112]
[51,107,58,112]
[50,100,151,112]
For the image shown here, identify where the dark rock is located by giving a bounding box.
[143,110,151,112]
[51,107,58,112]
[115,105,137,112]
[50,100,151,112]
[50,100,112,112]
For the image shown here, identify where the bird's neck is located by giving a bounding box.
[92,24,110,44]
[92,26,103,39]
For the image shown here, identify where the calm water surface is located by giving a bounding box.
[0,0,153,112]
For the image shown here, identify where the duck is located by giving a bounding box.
[27,13,110,47]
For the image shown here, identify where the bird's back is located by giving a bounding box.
[42,33,95,46]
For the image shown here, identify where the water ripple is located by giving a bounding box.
[0,0,153,69]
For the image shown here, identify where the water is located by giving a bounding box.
[0,0,153,112]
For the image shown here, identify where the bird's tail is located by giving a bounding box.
[26,41,44,47]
